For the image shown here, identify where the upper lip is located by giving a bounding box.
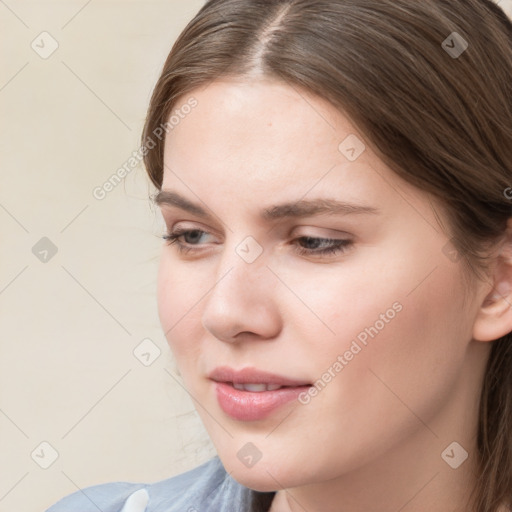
[208,366,311,387]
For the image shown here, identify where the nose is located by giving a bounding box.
[201,242,282,343]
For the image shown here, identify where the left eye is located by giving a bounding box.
[162,229,353,257]
[294,235,353,256]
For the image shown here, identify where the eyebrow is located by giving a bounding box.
[153,190,381,221]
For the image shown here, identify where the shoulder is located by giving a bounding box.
[45,456,254,512]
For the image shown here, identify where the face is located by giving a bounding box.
[156,77,484,491]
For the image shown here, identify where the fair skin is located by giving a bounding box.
[155,77,512,512]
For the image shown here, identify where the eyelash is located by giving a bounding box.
[161,228,353,257]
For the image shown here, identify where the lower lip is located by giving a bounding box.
[214,382,311,421]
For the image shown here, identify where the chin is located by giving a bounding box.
[228,466,282,493]
[220,453,305,492]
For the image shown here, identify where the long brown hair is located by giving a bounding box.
[141,1,512,510]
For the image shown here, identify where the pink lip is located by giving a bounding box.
[208,366,311,386]
[209,366,312,421]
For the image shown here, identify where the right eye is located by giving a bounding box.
[162,228,214,254]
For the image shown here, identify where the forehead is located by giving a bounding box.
[163,78,363,186]
[160,78,435,224]
[163,77,350,168]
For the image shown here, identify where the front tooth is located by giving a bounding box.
[231,383,284,391]
[243,383,268,392]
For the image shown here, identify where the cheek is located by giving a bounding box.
[274,260,411,367]
[281,251,469,413]
[275,262,470,473]
[157,255,204,358]
[285,239,468,369]
[157,256,177,333]
[345,263,467,418]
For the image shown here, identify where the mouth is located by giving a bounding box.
[229,382,294,392]
[209,366,312,421]
[208,366,312,387]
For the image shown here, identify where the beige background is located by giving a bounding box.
[1,1,511,511]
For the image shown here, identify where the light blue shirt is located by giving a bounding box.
[45,456,275,511]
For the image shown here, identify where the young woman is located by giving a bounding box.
[46,0,512,511]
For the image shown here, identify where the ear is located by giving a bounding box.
[473,218,512,342]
